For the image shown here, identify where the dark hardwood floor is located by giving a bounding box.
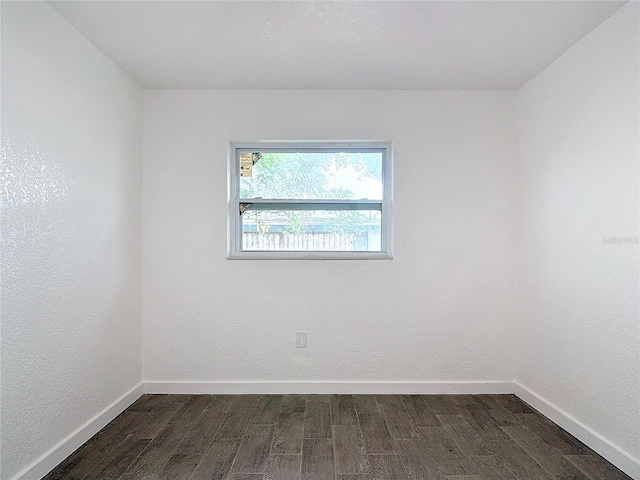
[44,394,630,480]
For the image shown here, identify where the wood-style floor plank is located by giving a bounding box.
[271,412,304,454]
[301,438,334,480]
[469,440,553,480]
[129,394,168,412]
[175,407,227,454]
[493,439,558,479]
[517,413,594,456]
[357,410,396,454]
[401,395,440,427]
[189,438,241,480]
[303,401,331,438]
[395,438,433,480]
[168,395,213,426]
[397,426,476,479]
[305,394,330,403]
[264,454,301,480]
[163,394,197,404]
[367,454,409,479]
[448,395,481,408]
[235,395,267,406]
[353,395,380,415]
[565,454,632,480]
[216,408,258,439]
[253,395,283,425]
[124,424,192,478]
[436,414,492,455]
[492,394,535,414]
[379,402,420,440]
[230,424,275,474]
[158,453,201,479]
[281,395,307,414]
[333,425,370,474]
[331,395,359,425]
[502,425,590,479]
[456,404,511,442]
[421,394,459,415]
[208,394,239,412]
[136,403,183,439]
[474,395,521,426]
[226,474,264,480]
[85,438,151,480]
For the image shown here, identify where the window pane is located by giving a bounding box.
[241,209,382,252]
[239,151,383,200]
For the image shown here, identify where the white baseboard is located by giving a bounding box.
[143,380,514,395]
[514,382,640,480]
[12,383,144,480]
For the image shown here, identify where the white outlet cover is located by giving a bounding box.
[296,331,307,348]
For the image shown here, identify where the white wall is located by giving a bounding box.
[3,1,636,477]
[142,90,518,385]
[517,1,640,467]
[0,2,143,478]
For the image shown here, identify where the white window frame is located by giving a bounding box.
[227,141,393,260]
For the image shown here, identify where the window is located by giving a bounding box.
[228,142,393,259]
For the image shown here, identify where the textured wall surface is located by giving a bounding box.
[517,2,640,462]
[142,90,518,383]
[0,2,143,478]
[3,2,637,478]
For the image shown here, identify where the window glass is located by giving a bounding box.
[239,151,383,200]
[241,209,382,252]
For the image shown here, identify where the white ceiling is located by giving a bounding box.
[49,1,626,90]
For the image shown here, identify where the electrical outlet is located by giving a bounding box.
[296,331,307,348]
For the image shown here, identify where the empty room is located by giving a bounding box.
[1,1,638,479]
